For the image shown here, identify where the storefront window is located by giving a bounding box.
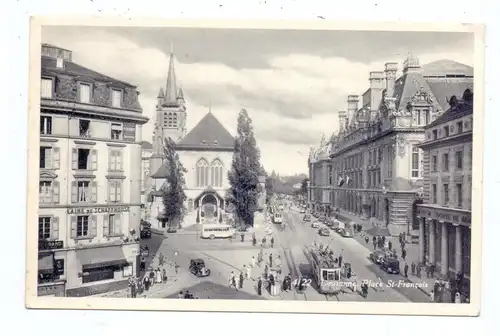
[82,266,116,284]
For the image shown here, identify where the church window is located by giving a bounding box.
[210,159,224,188]
[196,159,209,188]
[172,113,178,128]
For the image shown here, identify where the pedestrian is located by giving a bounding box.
[257,277,263,296]
[239,271,244,289]
[130,280,137,298]
[143,275,151,291]
[149,269,155,284]
[252,235,257,246]
[177,291,184,299]
[240,233,245,243]
[382,235,386,246]
[156,267,162,284]
[372,236,377,250]
[158,253,164,267]
[184,290,191,299]
[454,292,462,304]
[416,263,421,278]
[338,254,343,268]
[388,240,392,251]
[270,236,275,248]
[430,263,435,278]
[229,271,236,288]
[365,236,369,244]
[162,268,168,283]
[251,256,256,268]
[401,248,406,261]
[411,261,416,276]
[269,253,273,268]
[174,262,180,275]
[404,263,409,277]
[264,265,269,279]
[246,264,252,280]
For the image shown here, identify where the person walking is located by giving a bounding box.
[251,256,256,268]
[264,265,269,279]
[174,262,180,275]
[246,264,252,280]
[372,236,377,250]
[270,236,275,248]
[162,268,168,284]
[262,237,267,247]
[388,240,392,251]
[241,233,245,243]
[401,248,407,261]
[338,254,343,268]
[365,236,369,244]
[158,253,165,267]
[269,253,273,268]
[239,271,244,289]
[429,290,435,302]
[257,277,263,296]
[404,263,409,277]
[411,261,416,276]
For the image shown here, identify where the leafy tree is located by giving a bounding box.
[300,178,309,195]
[161,137,188,229]
[227,109,262,228]
[265,176,275,204]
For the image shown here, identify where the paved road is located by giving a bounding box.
[281,208,430,303]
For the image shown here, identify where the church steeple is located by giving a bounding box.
[165,43,178,103]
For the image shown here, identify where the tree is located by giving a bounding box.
[300,178,309,195]
[265,176,275,204]
[161,137,188,229]
[227,109,262,228]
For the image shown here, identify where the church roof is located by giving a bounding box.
[150,162,170,178]
[165,52,177,103]
[176,112,235,150]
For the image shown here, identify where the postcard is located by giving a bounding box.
[26,17,484,316]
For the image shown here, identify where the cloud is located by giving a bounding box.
[41,28,474,175]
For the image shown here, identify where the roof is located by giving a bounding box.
[41,56,136,88]
[426,89,473,128]
[141,141,153,150]
[422,59,473,77]
[426,79,473,113]
[41,43,71,52]
[165,52,177,103]
[392,72,440,111]
[150,162,170,178]
[176,112,235,150]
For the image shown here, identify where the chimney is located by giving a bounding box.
[347,95,359,126]
[369,71,385,112]
[338,110,347,131]
[384,62,398,97]
[402,54,421,75]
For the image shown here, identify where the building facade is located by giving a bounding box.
[308,135,333,213]
[38,43,148,297]
[416,89,473,295]
[329,57,473,236]
[145,50,237,230]
[140,141,153,220]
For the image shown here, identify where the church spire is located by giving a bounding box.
[165,42,177,103]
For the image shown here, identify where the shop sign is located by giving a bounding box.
[418,207,471,226]
[123,123,136,142]
[38,240,64,251]
[67,206,130,215]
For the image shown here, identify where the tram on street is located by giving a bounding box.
[272,212,283,224]
[303,245,346,295]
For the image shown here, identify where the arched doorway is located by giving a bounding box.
[201,193,218,223]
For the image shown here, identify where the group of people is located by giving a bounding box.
[128,267,168,298]
[177,290,198,299]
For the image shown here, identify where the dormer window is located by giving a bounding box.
[111,89,122,108]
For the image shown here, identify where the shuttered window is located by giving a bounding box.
[41,78,53,98]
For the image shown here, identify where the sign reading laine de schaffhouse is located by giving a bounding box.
[67,206,130,215]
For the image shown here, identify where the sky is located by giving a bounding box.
[42,26,474,175]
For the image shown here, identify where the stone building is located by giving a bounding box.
[416,89,473,295]
[329,56,473,236]
[307,134,333,213]
[38,43,148,297]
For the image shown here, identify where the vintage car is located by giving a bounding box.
[381,257,400,274]
[189,259,211,277]
[166,226,178,233]
[369,250,386,264]
[339,228,353,238]
[318,228,330,236]
[299,208,306,214]
[140,245,149,257]
[303,214,312,222]
[311,221,321,229]
[140,221,152,239]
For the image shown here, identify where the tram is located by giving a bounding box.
[303,245,347,295]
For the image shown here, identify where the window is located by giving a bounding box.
[39,181,52,203]
[443,184,449,206]
[111,89,122,108]
[424,109,430,125]
[108,180,122,202]
[210,160,224,188]
[432,184,437,203]
[76,215,89,237]
[79,119,91,137]
[108,150,123,171]
[444,125,450,137]
[40,116,52,135]
[106,214,122,236]
[77,148,90,169]
[433,129,438,140]
[110,123,123,140]
[432,155,438,172]
[456,183,463,208]
[77,181,90,202]
[79,83,91,103]
[328,165,333,186]
[456,151,463,170]
[73,148,97,170]
[442,153,449,171]
[38,217,51,240]
[411,146,420,178]
[173,113,178,127]
[369,152,372,166]
[457,121,464,134]
[196,159,209,188]
[40,146,52,169]
[164,112,179,128]
[378,148,383,164]
[41,78,53,98]
[387,148,393,177]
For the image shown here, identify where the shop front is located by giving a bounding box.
[37,243,66,296]
[65,243,138,297]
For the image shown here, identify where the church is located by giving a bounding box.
[145,49,236,230]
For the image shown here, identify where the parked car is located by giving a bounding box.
[189,259,211,277]
[140,221,152,239]
[299,209,306,214]
[339,228,353,238]
[311,221,321,229]
[381,257,400,274]
[303,214,312,222]
[166,226,177,233]
[318,228,330,236]
[369,250,386,264]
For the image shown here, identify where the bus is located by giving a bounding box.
[201,224,235,239]
[303,245,346,295]
[272,212,283,224]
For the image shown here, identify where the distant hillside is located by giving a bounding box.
[266,172,308,195]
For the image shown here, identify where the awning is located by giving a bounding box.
[38,253,54,274]
[76,246,128,270]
